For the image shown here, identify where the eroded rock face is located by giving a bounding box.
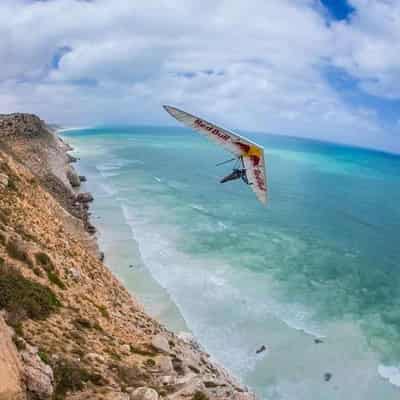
[0,173,8,190]
[151,334,170,354]
[76,192,93,203]
[0,316,26,400]
[66,167,80,188]
[130,387,159,400]
[0,114,47,139]
[21,344,53,399]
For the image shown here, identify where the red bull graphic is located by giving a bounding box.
[234,142,261,166]
[194,119,230,141]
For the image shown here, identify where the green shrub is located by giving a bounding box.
[0,230,7,245]
[7,177,18,191]
[193,392,209,400]
[144,358,156,367]
[53,359,93,399]
[6,240,33,268]
[12,336,26,351]
[73,318,92,330]
[0,266,60,320]
[97,304,109,319]
[46,269,66,290]
[34,252,54,270]
[38,349,50,365]
[35,252,66,289]
[0,209,9,225]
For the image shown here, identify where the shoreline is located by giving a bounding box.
[0,113,256,400]
[59,124,400,400]
[55,130,257,396]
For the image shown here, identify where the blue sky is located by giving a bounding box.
[1,0,399,152]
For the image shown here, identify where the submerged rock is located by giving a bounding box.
[324,372,332,382]
[87,223,96,234]
[66,168,80,188]
[256,345,266,354]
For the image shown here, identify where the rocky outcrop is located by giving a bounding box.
[75,192,94,203]
[21,343,54,399]
[66,167,81,188]
[0,315,26,400]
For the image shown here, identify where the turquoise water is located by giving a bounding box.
[63,126,400,399]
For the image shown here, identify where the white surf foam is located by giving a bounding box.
[378,364,400,388]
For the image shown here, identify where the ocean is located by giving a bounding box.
[62,125,400,400]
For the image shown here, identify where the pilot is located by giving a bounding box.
[220,168,249,184]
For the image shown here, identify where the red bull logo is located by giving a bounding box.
[194,119,230,141]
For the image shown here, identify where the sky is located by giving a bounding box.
[1,0,399,152]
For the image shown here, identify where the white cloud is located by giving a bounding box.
[331,0,400,99]
[0,0,399,152]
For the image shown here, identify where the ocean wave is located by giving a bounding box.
[57,126,93,132]
[378,364,400,388]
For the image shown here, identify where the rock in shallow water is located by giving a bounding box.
[76,192,93,203]
[66,168,80,188]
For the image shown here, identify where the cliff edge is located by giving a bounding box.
[0,114,255,400]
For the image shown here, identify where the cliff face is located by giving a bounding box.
[0,114,255,400]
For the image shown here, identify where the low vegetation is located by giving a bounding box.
[6,239,33,268]
[35,251,66,289]
[0,265,60,320]
[53,358,98,399]
[193,392,209,400]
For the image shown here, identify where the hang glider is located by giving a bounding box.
[163,105,268,205]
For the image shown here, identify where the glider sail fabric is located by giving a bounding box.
[163,105,267,204]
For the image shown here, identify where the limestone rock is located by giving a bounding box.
[87,223,96,235]
[66,168,80,188]
[69,267,81,281]
[151,334,170,354]
[121,344,131,355]
[0,173,8,190]
[21,344,53,399]
[0,316,26,400]
[85,352,105,363]
[76,192,93,203]
[130,387,159,400]
[157,355,174,374]
[178,331,203,351]
[103,391,130,400]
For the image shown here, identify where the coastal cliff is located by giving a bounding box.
[0,114,255,400]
